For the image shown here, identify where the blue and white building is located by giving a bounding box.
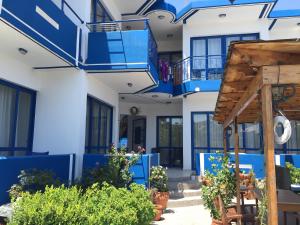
[0,0,299,177]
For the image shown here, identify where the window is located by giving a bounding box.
[158,52,182,81]
[0,80,36,156]
[191,34,259,80]
[90,0,112,23]
[85,96,113,154]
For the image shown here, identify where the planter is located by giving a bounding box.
[153,204,163,221]
[153,192,169,209]
[211,219,223,225]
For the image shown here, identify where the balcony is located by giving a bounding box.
[0,0,82,66]
[84,19,159,93]
[173,55,225,95]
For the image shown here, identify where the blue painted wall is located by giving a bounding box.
[86,30,149,70]
[196,153,300,179]
[83,154,160,187]
[1,0,78,65]
[0,154,73,204]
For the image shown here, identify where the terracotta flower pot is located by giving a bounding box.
[211,219,223,225]
[153,204,163,221]
[153,192,169,209]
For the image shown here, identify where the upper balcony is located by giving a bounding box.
[84,19,159,93]
[173,55,225,95]
[0,0,82,67]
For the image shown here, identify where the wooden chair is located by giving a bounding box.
[215,195,258,225]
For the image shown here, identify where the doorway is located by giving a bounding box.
[156,116,183,168]
[119,115,146,152]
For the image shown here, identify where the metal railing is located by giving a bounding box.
[86,18,158,70]
[173,55,226,86]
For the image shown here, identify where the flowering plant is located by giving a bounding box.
[150,166,168,192]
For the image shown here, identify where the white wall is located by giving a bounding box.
[183,19,270,59]
[158,40,182,52]
[119,102,182,153]
[0,54,119,177]
[182,92,218,170]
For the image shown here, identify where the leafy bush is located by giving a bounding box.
[80,145,141,189]
[9,169,61,201]
[201,154,236,220]
[149,166,168,192]
[286,162,300,184]
[9,183,155,225]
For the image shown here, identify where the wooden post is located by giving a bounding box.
[223,128,227,155]
[261,84,278,225]
[234,118,241,225]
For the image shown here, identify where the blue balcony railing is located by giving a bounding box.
[173,55,226,86]
[85,19,158,72]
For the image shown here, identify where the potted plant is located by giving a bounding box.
[201,154,236,225]
[153,204,163,221]
[150,166,169,209]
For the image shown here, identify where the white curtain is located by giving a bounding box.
[192,39,206,70]
[209,114,223,148]
[0,85,15,147]
[193,114,207,148]
[208,38,222,68]
[15,92,31,148]
[245,123,260,149]
[226,36,240,53]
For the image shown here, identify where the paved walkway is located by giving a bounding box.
[152,205,211,225]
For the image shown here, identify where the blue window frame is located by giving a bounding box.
[190,33,259,80]
[0,79,36,156]
[91,0,112,23]
[85,96,113,154]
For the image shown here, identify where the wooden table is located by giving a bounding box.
[255,189,300,225]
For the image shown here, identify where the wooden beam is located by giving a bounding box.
[262,65,300,85]
[261,84,278,225]
[234,118,241,225]
[230,48,300,67]
[223,70,263,128]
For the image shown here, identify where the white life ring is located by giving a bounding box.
[274,116,292,145]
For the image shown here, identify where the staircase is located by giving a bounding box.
[167,169,203,208]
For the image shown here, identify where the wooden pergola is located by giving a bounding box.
[214,39,300,225]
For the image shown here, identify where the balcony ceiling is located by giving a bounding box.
[112,0,155,15]
[119,93,182,104]
[87,72,156,94]
[0,20,69,68]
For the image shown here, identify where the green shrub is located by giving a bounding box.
[286,162,300,184]
[9,183,154,225]
[80,145,141,189]
[9,169,61,201]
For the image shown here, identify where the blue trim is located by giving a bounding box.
[269,9,300,18]
[0,79,36,155]
[259,4,269,18]
[268,19,277,30]
[183,10,198,24]
[85,96,113,154]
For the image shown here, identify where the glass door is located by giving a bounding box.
[132,118,146,151]
[157,116,183,168]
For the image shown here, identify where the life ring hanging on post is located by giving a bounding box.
[273,116,292,145]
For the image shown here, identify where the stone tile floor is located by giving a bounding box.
[152,205,211,225]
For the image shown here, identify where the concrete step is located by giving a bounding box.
[167,196,204,208]
[168,180,202,191]
[169,189,202,199]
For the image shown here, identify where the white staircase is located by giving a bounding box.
[167,169,203,208]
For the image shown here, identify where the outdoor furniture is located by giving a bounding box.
[216,195,258,225]
[255,188,300,225]
[275,166,292,190]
